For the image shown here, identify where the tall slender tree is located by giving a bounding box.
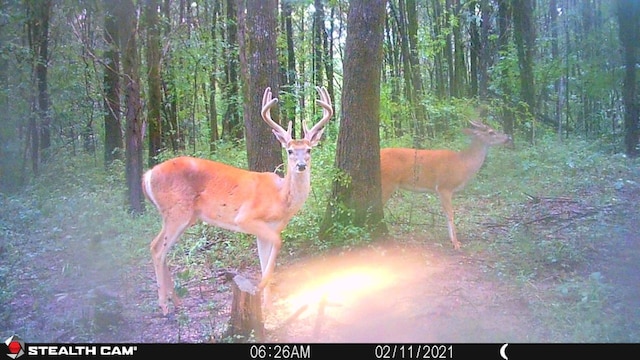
[512,0,536,143]
[161,0,180,152]
[26,0,52,173]
[313,0,325,88]
[617,0,639,157]
[281,0,298,138]
[222,0,242,140]
[208,0,220,152]
[320,0,387,239]
[119,0,144,214]
[103,0,123,165]
[146,0,162,166]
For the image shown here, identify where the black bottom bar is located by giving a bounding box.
[19,343,640,359]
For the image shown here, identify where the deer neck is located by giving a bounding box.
[281,167,311,214]
[458,139,489,176]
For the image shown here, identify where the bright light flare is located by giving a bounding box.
[278,262,400,318]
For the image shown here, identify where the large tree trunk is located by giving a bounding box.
[617,0,640,158]
[319,0,387,240]
[240,0,282,173]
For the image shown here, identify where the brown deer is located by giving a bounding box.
[380,121,512,249]
[142,87,333,315]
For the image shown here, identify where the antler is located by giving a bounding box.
[303,86,333,143]
[261,87,292,144]
[469,120,489,130]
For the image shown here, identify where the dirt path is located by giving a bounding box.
[267,242,539,342]
[587,182,640,341]
[2,180,639,343]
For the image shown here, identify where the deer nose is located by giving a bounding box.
[296,163,307,171]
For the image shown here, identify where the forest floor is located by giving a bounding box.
[1,161,639,345]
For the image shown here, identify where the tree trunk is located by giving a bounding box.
[384,3,403,138]
[497,0,514,137]
[406,0,429,143]
[146,0,162,167]
[223,0,242,140]
[240,0,282,173]
[470,5,479,97]
[27,0,52,167]
[103,0,123,165]
[617,0,640,157]
[431,0,446,99]
[512,0,536,143]
[313,0,324,87]
[120,0,144,214]
[281,0,298,138]
[452,0,466,98]
[478,0,490,100]
[323,5,335,102]
[209,0,220,152]
[161,0,181,152]
[319,0,387,240]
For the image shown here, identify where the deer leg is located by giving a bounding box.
[150,218,189,315]
[437,190,461,250]
[255,232,282,289]
[242,219,282,308]
[256,237,276,307]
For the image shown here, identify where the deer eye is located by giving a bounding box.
[306,149,311,154]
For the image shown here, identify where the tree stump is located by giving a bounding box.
[225,274,264,342]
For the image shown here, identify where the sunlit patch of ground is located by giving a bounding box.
[265,242,535,343]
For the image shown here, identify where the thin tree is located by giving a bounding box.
[146,0,162,166]
[103,0,123,165]
[496,0,514,136]
[26,0,52,173]
[119,0,145,214]
[616,0,639,158]
[222,0,242,140]
[208,0,220,152]
[161,0,181,152]
[281,0,298,138]
[319,0,387,240]
[512,0,536,143]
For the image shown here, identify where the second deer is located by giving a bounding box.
[380,121,512,249]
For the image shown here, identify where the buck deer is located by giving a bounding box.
[380,121,512,250]
[142,86,333,315]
